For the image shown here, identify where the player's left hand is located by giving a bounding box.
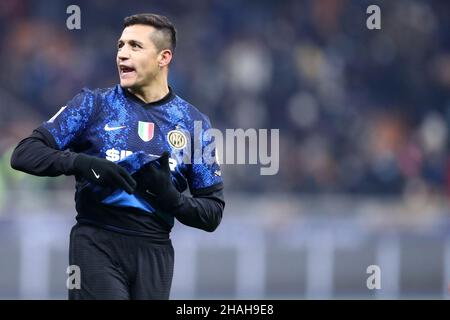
[133,152,181,210]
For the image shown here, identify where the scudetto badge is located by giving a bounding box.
[167,129,187,149]
[138,121,155,142]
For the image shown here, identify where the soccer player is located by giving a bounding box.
[10,13,224,300]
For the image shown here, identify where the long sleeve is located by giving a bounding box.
[172,187,225,232]
[10,126,78,177]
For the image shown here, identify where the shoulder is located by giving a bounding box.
[73,85,121,100]
[172,94,212,124]
[86,85,122,100]
[70,85,123,112]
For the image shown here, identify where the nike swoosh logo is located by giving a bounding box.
[91,169,100,179]
[104,124,127,131]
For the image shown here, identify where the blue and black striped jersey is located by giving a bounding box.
[41,85,223,237]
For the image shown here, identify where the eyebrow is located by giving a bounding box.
[117,39,144,46]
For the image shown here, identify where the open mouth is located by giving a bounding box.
[119,65,136,78]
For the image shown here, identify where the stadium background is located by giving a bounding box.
[1,0,450,299]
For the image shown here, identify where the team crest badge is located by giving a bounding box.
[138,121,155,142]
[167,128,187,149]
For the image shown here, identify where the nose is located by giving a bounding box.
[117,47,131,60]
[118,53,129,61]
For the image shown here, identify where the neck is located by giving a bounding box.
[128,76,169,104]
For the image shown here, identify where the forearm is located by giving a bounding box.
[10,127,77,177]
[165,188,224,232]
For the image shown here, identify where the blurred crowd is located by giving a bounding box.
[0,0,450,200]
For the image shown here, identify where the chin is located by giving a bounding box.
[119,79,135,88]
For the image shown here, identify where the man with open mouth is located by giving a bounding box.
[10,13,224,300]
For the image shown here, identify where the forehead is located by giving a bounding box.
[119,24,155,43]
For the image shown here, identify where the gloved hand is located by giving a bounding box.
[73,153,137,194]
[133,152,181,210]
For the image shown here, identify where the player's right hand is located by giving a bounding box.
[73,153,137,194]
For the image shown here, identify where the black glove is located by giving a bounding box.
[73,153,137,194]
[133,152,181,210]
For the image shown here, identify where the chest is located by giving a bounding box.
[86,105,188,162]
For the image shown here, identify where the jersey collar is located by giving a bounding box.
[121,85,176,109]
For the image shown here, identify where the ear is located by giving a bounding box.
[158,49,172,68]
